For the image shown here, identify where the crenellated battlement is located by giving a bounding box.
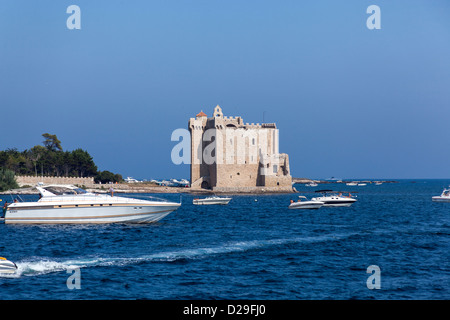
[16,175,95,187]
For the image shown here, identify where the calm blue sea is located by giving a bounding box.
[0,179,449,300]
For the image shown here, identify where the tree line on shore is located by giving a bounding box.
[0,133,122,191]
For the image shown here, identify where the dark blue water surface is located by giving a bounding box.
[0,180,449,300]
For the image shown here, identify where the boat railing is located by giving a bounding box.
[6,193,174,204]
[118,194,174,203]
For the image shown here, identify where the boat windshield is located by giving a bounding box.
[43,186,87,195]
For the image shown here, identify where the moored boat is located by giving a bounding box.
[311,190,357,207]
[289,196,324,209]
[193,196,231,205]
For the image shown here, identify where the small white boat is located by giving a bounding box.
[124,177,141,183]
[0,257,17,274]
[289,196,324,209]
[346,182,358,186]
[193,196,231,205]
[357,183,367,186]
[305,182,318,187]
[432,186,450,202]
[311,190,357,207]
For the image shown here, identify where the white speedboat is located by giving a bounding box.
[193,196,231,205]
[4,185,181,224]
[0,257,17,274]
[289,196,324,209]
[311,190,357,207]
[346,182,358,186]
[432,186,450,202]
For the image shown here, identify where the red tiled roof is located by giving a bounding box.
[196,110,207,117]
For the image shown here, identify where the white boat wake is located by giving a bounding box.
[1,232,357,278]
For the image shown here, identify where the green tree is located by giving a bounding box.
[71,149,97,177]
[29,145,46,176]
[0,167,19,191]
[95,171,122,184]
[42,133,62,152]
[0,134,122,181]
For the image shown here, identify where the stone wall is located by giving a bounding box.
[212,185,293,194]
[16,175,95,187]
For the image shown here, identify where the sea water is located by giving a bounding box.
[0,179,448,299]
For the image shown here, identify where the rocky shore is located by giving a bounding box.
[1,178,398,195]
[1,183,295,195]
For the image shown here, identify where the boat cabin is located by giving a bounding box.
[37,185,88,197]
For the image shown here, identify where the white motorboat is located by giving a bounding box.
[0,257,17,274]
[311,190,357,207]
[432,186,450,202]
[289,196,324,209]
[193,196,231,205]
[305,182,318,187]
[4,185,181,224]
[346,182,358,186]
[124,177,141,183]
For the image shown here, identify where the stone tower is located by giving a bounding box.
[188,105,292,192]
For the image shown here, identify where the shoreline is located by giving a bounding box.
[1,178,398,195]
[0,185,296,195]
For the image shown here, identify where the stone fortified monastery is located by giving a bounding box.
[189,105,292,192]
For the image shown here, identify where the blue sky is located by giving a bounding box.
[0,1,449,179]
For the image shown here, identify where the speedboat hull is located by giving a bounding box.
[321,200,356,207]
[432,196,450,203]
[5,203,180,224]
[311,197,357,207]
[192,197,231,205]
[4,185,181,224]
[432,187,450,202]
[289,201,324,209]
[193,197,231,205]
[0,258,17,274]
